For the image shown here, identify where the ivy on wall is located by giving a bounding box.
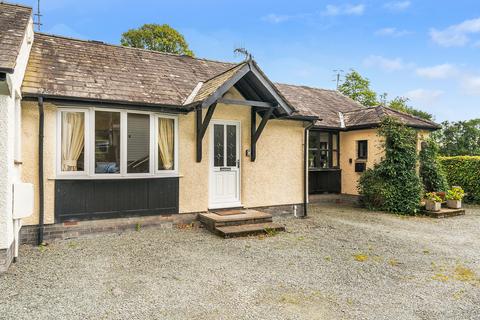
[419,138,449,192]
[440,156,480,203]
[358,117,422,215]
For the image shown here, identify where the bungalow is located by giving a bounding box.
[0,2,439,272]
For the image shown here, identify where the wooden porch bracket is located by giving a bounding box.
[196,103,217,162]
[250,107,274,162]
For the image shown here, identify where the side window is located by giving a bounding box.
[60,111,86,172]
[357,140,368,160]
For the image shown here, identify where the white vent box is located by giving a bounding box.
[13,183,34,219]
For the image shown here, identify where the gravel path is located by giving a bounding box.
[1,204,479,320]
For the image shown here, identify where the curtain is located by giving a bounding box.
[61,112,85,171]
[158,118,174,170]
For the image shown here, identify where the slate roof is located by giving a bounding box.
[273,84,361,128]
[342,106,440,129]
[22,33,235,107]
[20,32,439,130]
[0,2,31,73]
[192,63,247,103]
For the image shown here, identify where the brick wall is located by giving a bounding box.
[20,213,199,245]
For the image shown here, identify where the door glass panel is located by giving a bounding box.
[127,113,150,173]
[95,111,121,174]
[214,124,224,167]
[226,125,237,167]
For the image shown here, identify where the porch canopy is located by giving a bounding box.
[183,59,297,162]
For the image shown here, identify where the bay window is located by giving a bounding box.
[57,108,178,177]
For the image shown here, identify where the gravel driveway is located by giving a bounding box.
[1,204,479,320]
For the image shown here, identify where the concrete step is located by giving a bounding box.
[199,210,273,230]
[215,222,286,238]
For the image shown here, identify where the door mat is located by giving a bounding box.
[213,209,245,216]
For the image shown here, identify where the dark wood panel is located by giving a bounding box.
[55,178,179,222]
[309,170,341,194]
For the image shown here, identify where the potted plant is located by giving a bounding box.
[425,192,442,212]
[445,186,465,209]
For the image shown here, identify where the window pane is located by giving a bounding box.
[226,125,237,167]
[158,118,175,170]
[127,113,150,173]
[95,111,121,174]
[319,132,329,150]
[319,150,329,168]
[214,124,224,167]
[332,133,338,150]
[332,151,339,167]
[358,140,368,159]
[61,112,85,172]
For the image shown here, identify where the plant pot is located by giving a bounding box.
[425,200,441,212]
[446,199,462,209]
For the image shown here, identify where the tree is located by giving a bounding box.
[436,119,480,156]
[387,96,433,121]
[338,70,378,107]
[121,24,194,57]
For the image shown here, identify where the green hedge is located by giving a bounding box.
[439,156,480,203]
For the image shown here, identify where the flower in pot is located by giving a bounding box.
[425,192,442,212]
[445,186,465,209]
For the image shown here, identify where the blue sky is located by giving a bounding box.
[16,0,480,121]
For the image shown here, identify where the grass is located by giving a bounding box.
[353,253,369,262]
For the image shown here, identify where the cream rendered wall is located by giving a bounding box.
[340,128,431,196]
[20,101,56,226]
[179,88,306,212]
[0,18,34,247]
[340,129,384,195]
[21,88,306,224]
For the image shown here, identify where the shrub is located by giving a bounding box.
[425,192,442,202]
[440,156,480,203]
[419,138,449,192]
[445,186,465,201]
[358,117,423,214]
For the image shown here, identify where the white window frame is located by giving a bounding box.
[154,114,179,176]
[56,108,90,177]
[56,107,179,179]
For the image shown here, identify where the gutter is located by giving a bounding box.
[302,121,315,218]
[22,94,191,114]
[37,97,45,245]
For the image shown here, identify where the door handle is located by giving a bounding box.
[237,159,240,168]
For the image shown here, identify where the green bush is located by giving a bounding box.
[419,138,449,192]
[439,156,480,203]
[358,117,423,214]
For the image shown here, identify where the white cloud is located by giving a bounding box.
[430,17,480,47]
[461,75,480,95]
[415,64,458,79]
[384,1,411,12]
[405,89,444,104]
[363,55,405,71]
[375,27,411,37]
[323,4,365,16]
[262,13,292,24]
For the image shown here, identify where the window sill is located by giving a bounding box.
[309,168,341,172]
[51,174,183,180]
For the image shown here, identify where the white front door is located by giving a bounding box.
[209,120,241,209]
